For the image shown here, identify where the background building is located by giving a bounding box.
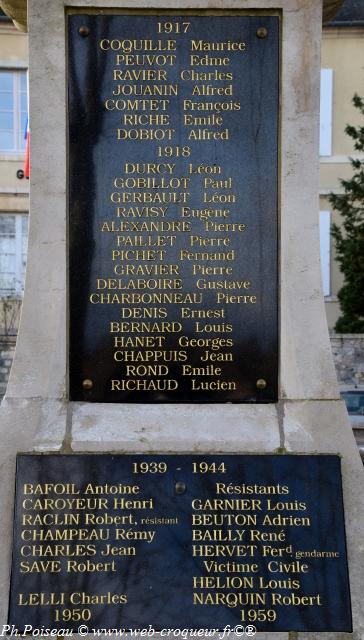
[0,8,28,395]
[320,0,364,390]
[320,0,364,330]
[0,2,363,395]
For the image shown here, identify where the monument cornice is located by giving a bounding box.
[0,0,345,33]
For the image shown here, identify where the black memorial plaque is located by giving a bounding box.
[9,454,351,633]
[68,12,279,403]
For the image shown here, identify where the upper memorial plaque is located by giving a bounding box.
[68,12,279,402]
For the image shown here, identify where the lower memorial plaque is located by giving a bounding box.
[8,454,351,632]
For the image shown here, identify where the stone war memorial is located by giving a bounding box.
[0,0,363,638]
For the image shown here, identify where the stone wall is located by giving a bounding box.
[0,336,16,398]
[330,334,364,386]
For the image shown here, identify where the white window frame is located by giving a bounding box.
[0,212,29,297]
[0,69,27,153]
[320,69,333,157]
[319,211,331,297]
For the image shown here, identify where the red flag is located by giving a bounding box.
[24,116,30,179]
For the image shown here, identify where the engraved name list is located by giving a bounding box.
[68,13,279,403]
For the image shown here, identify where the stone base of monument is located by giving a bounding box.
[0,0,363,638]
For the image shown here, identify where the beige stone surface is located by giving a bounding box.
[0,398,66,622]
[284,400,364,640]
[71,403,281,452]
[0,1,363,638]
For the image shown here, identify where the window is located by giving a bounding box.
[0,214,28,296]
[319,211,331,297]
[0,70,27,152]
[320,69,333,157]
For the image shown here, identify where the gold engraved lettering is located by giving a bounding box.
[113,264,180,275]
[183,99,240,112]
[97,277,181,290]
[184,114,224,126]
[114,350,187,362]
[204,177,232,188]
[190,235,230,247]
[181,308,225,319]
[259,576,300,590]
[200,350,233,362]
[67,560,117,573]
[113,69,168,81]
[119,307,168,319]
[111,191,190,204]
[191,379,237,391]
[262,514,311,527]
[182,364,221,376]
[192,544,257,557]
[203,191,236,203]
[192,265,232,276]
[23,483,80,495]
[70,592,128,605]
[190,55,230,66]
[193,575,254,589]
[193,592,265,607]
[124,162,175,174]
[122,114,170,125]
[125,364,169,377]
[113,177,189,189]
[180,69,233,81]
[110,321,182,333]
[271,593,322,606]
[205,221,246,232]
[99,39,177,52]
[197,279,250,290]
[115,206,168,217]
[181,206,229,219]
[112,84,178,97]
[217,293,257,304]
[110,249,166,261]
[114,54,176,66]
[117,128,175,141]
[190,40,246,52]
[106,98,170,111]
[188,163,222,175]
[188,129,229,141]
[180,249,235,261]
[192,84,233,96]
[178,336,233,350]
[100,544,136,556]
[113,497,154,509]
[115,234,177,247]
[111,379,179,391]
[20,560,61,574]
[18,592,66,606]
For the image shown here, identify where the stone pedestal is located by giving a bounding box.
[0,1,363,638]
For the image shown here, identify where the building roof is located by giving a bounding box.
[326,0,364,25]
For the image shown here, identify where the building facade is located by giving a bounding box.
[320,0,364,330]
[0,9,28,395]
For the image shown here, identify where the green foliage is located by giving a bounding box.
[329,94,364,333]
